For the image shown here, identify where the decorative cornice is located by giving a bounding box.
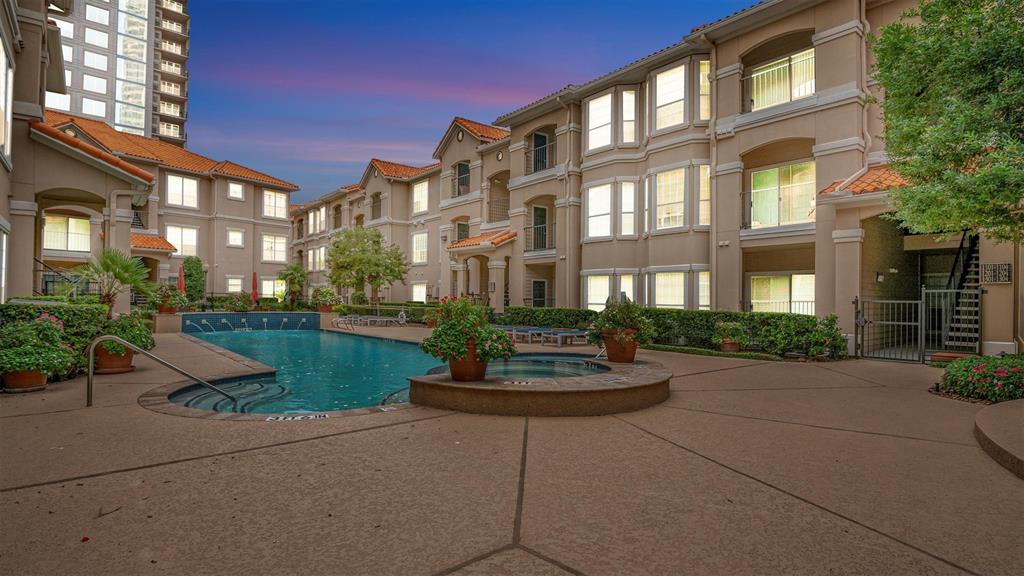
[832,228,865,244]
[812,20,864,46]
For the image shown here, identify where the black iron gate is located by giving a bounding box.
[854,287,982,362]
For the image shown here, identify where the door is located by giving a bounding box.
[531,280,547,308]
[532,206,548,250]
[532,133,548,172]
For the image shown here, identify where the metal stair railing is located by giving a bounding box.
[86,335,237,407]
[34,257,83,297]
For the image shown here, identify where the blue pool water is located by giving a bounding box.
[171,330,607,414]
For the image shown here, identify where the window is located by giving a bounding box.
[226,229,244,247]
[749,161,815,228]
[456,221,470,241]
[86,5,109,25]
[655,168,686,229]
[166,174,198,208]
[697,165,711,226]
[619,274,634,303]
[228,182,244,200]
[83,75,107,94]
[586,184,611,238]
[412,180,428,214]
[262,235,287,262]
[587,94,612,150]
[261,279,286,300]
[161,40,182,55]
[307,206,326,234]
[655,64,686,130]
[115,103,145,129]
[166,225,197,256]
[159,101,181,117]
[85,28,108,47]
[698,271,711,310]
[62,45,73,62]
[81,98,106,117]
[0,230,6,302]
[750,273,814,315]
[654,272,686,309]
[586,275,610,311]
[698,60,712,120]
[307,246,326,271]
[621,90,636,144]
[370,193,382,220]
[121,0,149,18]
[159,122,181,137]
[118,59,146,83]
[84,51,108,71]
[54,19,74,38]
[226,277,242,294]
[411,232,428,264]
[411,283,427,303]
[454,162,470,196]
[263,190,288,219]
[43,216,91,252]
[0,39,12,157]
[619,182,635,235]
[118,12,148,38]
[46,92,71,111]
[161,60,182,75]
[119,35,147,62]
[748,48,815,112]
[160,81,181,96]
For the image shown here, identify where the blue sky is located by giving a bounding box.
[186,0,752,201]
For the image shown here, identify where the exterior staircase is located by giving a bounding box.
[943,237,981,351]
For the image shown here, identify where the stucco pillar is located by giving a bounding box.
[467,257,481,297]
[488,260,505,314]
[832,228,864,354]
[453,262,467,298]
[89,217,104,260]
[713,167,743,310]
[108,195,135,315]
[146,194,159,234]
[8,201,38,298]
[815,202,838,317]
[508,208,526,308]
[978,238,1018,354]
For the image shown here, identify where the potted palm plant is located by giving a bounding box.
[94,312,156,374]
[586,298,655,363]
[421,296,516,381]
[712,321,750,353]
[311,287,341,313]
[0,315,73,392]
[74,249,154,319]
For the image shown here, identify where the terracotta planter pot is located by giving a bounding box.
[448,338,488,381]
[157,304,177,314]
[317,305,333,313]
[602,329,639,363]
[2,370,48,393]
[719,340,741,353]
[426,318,438,328]
[95,347,136,374]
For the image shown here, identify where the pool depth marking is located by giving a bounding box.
[265,414,329,422]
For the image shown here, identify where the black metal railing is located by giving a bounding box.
[525,141,556,175]
[132,210,147,229]
[451,173,471,197]
[524,223,555,252]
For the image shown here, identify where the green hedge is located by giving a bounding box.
[644,343,783,362]
[501,307,598,329]
[941,354,1023,403]
[0,302,109,377]
[343,303,485,323]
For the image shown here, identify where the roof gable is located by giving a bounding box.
[432,117,510,159]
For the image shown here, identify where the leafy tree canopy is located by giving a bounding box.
[872,0,1024,243]
[277,264,309,308]
[326,227,408,298]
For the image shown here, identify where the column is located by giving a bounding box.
[7,201,38,298]
[488,260,506,314]
[832,228,864,355]
[452,262,467,298]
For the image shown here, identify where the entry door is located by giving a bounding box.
[531,280,547,308]
[533,206,548,250]
[533,132,549,172]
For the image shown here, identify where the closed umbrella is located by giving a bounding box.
[177,266,185,295]
[251,272,259,302]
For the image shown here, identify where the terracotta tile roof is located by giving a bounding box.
[447,230,517,250]
[821,165,909,196]
[42,110,297,190]
[371,158,440,179]
[30,121,155,183]
[453,117,510,142]
[130,233,177,252]
[211,160,298,190]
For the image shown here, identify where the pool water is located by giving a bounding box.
[171,331,607,414]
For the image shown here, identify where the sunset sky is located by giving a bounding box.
[186,0,752,201]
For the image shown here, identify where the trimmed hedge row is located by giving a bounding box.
[0,302,109,376]
[644,343,783,362]
[341,304,465,324]
[498,305,847,358]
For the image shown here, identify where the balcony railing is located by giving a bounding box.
[487,192,510,223]
[162,0,185,14]
[450,173,471,197]
[523,297,556,308]
[524,141,556,175]
[748,300,815,315]
[131,210,147,229]
[524,223,555,252]
[742,49,815,113]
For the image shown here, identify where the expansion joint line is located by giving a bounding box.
[612,415,982,576]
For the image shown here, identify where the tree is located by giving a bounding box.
[326,227,408,301]
[871,0,1024,243]
[182,256,205,302]
[73,249,154,318]
[277,264,308,309]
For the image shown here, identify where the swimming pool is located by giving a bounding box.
[171,330,607,414]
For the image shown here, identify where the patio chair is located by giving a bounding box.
[384,311,408,327]
[541,328,588,347]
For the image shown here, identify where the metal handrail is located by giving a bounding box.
[86,335,237,407]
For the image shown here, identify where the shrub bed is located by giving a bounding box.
[0,302,108,376]
[644,343,783,362]
[343,304,450,323]
[941,354,1023,403]
[501,306,598,329]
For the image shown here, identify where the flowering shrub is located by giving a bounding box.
[311,287,341,308]
[421,297,516,362]
[0,316,74,375]
[157,283,188,309]
[942,354,1023,403]
[586,299,656,346]
[99,312,156,356]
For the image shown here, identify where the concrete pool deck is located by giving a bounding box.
[1,328,1021,575]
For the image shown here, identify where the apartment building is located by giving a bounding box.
[0,0,296,313]
[45,0,190,145]
[296,0,1021,356]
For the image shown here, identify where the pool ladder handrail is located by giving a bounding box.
[86,335,238,407]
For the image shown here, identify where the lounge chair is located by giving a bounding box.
[383,311,408,327]
[331,316,356,330]
[541,328,588,347]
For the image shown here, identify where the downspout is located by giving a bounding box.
[556,94,574,307]
[860,0,873,167]
[702,32,719,310]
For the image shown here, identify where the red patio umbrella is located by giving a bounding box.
[251,272,259,302]
[177,266,185,295]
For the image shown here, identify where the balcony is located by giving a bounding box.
[487,192,509,223]
[742,48,815,113]
[131,210,147,229]
[747,300,815,315]
[161,0,186,15]
[524,223,555,252]
[524,141,556,175]
[160,20,186,35]
[450,173,470,198]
